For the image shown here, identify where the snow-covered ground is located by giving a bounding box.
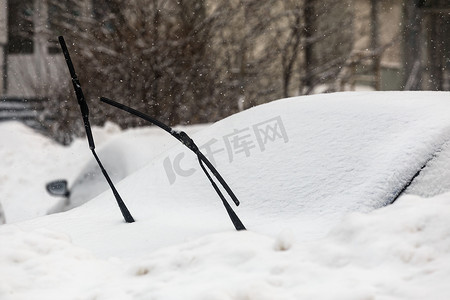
[1,91,450,299]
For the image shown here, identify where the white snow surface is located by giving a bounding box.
[1,91,450,299]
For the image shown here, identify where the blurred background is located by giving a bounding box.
[0,0,448,144]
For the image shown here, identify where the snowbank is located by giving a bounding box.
[1,193,450,299]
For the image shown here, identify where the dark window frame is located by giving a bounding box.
[7,0,34,54]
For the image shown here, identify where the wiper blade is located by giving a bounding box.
[59,36,135,223]
[100,96,245,230]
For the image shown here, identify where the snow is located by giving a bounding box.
[0,121,205,222]
[2,195,450,299]
[1,91,450,299]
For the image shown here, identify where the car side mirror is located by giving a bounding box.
[46,180,70,197]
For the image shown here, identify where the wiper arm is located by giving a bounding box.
[100,96,245,230]
[59,36,135,223]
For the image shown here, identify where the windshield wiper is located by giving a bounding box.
[100,97,246,231]
[59,36,135,223]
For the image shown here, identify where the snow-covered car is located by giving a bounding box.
[45,124,206,214]
[41,91,450,241]
[46,147,127,213]
[3,91,450,299]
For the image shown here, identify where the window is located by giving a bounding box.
[8,0,34,54]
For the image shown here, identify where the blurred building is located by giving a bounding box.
[0,0,67,125]
[0,0,448,103]
[352,0,449,91]
[0,0,65,99]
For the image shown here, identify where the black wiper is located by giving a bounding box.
[100,97,246,231]
[58,36,135,223]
